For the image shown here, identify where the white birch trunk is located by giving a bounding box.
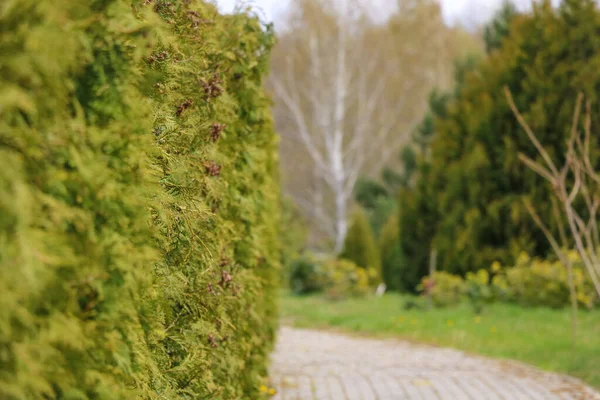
[270,0,441,251]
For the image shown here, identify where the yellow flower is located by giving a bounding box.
[268,388,277,395]
[410,319,417,325]
[447,319,454,327]
[490,326,497,333]
[491,261,501,273]
[260,385,268,393]
[397,316,405,323]
[474,316,481,324]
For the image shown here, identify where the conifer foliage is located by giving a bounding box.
[340,209,380,279]
[379,212,406,292]
[399,0,600,282]
[0,1,280,398]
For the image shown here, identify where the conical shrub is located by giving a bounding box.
[340,208,381,282]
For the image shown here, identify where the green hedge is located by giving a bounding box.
[0,1,280,399]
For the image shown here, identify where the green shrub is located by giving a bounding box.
[286,255,370,300]
[465,269,494,313]
[379,212,406,291]
[0,1,280,398]
[488,261,513,301]
[340,208,381,283]
[414,252,598,311]
[418,271,464,307]
[322,259,370,301]
[287,256,325,295]
[495,252,598,309]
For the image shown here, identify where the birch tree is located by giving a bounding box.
[271,0,468,252]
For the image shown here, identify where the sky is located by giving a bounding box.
[214,0,562,28]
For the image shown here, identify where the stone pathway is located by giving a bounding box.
[270,327,600,400]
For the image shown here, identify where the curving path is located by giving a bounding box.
[270,327,600,400]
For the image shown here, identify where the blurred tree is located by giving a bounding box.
[340,208,380,276]
[399,0,600,284]
[271,0,481,252]
[354,147,416,237]
[355,179,389,212]
[379,212,407,291]
[355,57,482,242]
[280,196,309,266]
[360,54,482,292]
[483,0,518,53]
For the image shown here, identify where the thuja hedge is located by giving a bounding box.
[0,1,280,399]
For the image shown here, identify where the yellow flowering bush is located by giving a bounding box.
[287,255,371,300]
[414,250,597,310]
[465,269,494,313]
[323,259,371,301]
[495,252,598,309]
[418,271,465,307]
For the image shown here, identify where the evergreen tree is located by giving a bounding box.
[399,0,600,281]
[412,89,452,154]
[354,143,420,237]
[354,179,390,211]
[394,58,477,292]
[397,162,440,292]
[379,212,406,291]
[340,209,381,276]
[483,1,519,53]
[354,177,396,238]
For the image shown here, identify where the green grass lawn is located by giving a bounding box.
[280,293,600,389]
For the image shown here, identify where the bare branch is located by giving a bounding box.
[524,199,568,265]
[505,87,560,176]
[517,153,555,183]
[550,197,578,346]
[511,89,600,298]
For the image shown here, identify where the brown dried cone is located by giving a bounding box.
[205,160,221,176]
[211,122,226,141]
[176,98,193,117]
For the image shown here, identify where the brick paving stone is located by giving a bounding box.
[313,378,330,400]
[327,376,347,400]
[270,327,600,400]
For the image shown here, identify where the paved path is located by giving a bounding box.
[270,327,600,400]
